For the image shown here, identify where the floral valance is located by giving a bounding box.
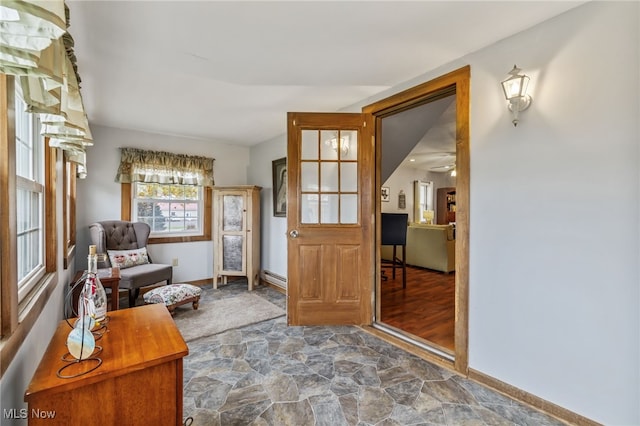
[115,148,215,187]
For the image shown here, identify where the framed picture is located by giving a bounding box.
[381,186,390,202]
[272,157,287,217]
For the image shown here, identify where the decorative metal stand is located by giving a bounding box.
[58,273,107,379]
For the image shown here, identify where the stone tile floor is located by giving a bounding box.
[179,281,567,425]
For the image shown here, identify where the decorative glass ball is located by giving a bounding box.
[74,315,96,330]
[66,327,95,360]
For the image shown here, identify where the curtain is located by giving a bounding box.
[115,148,215,188]
[1,0,92,166]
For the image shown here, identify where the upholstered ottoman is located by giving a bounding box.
[143,284,202,315]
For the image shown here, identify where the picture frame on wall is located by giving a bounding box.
[272,157,287,217]
[381,186,390,202]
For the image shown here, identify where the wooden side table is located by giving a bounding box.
[24,304,188,425]
[71,268,120,312]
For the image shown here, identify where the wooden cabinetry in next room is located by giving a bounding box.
[436,187,456,224]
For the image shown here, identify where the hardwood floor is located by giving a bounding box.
[380,265,455,352]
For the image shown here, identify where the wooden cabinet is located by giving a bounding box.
[437,187,456,224]
[24,304,188,425]
[213,185,261,290]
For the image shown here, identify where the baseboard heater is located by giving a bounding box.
[261,270,287,289]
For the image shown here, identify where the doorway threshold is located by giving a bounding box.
[372,322,454,362]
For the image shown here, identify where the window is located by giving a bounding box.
[117,147,214,243]
[15,94,45,302]
[133,182,203,236]
[1,74,57,376]
[414,180,434,224]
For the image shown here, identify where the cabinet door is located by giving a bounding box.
[220,192,247,274]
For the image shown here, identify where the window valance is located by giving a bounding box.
[1,0,92,162]
[115,148,215,188]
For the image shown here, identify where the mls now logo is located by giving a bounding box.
[4,408,56,419]
[3,409,27,419]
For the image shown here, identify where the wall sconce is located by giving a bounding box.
[501,65,532,126]
[325,133,349,155]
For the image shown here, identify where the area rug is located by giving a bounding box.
[172,292,285,342]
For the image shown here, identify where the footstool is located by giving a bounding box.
[143,283,202,315]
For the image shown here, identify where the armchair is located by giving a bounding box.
[89,221,172,308]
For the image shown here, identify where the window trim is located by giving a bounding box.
[121,183,212,243]
[63,154,76,269]
[0,74,58,377]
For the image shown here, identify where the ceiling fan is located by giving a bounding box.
[428,164,456,172]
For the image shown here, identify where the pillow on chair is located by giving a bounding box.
[107,247,150,269]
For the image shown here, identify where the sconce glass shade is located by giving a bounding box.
[501,65,532,126]
[502,66,529,100]
[325,134,349,155]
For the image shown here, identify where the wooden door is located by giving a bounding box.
[287,112,373,325]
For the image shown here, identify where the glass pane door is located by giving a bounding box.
[300,129,358,224]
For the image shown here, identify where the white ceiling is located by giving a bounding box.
[67,1,585,147]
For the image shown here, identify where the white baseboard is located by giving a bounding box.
[261,270,286,289]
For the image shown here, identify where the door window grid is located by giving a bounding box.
[300,130,358,224]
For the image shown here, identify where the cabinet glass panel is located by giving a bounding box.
[301,130,318,160]
[222,235,243,271]
[222,195,243,231]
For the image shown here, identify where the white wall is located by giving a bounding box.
[76,125,251,282]
[247,135,288,279]
[382,166,455,221]
[466,4,638,424]
[381,166,417,217]
[250,2,639,423]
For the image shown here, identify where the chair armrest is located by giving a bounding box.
[89,222,111,268]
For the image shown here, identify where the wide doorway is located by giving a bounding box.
[379,93,457,356]
[364,66,469,372]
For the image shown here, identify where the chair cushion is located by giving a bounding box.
[118,263,172,289]
[143,284,202,306]
[107,247,149,269]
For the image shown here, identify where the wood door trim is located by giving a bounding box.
[363,65,470,375]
